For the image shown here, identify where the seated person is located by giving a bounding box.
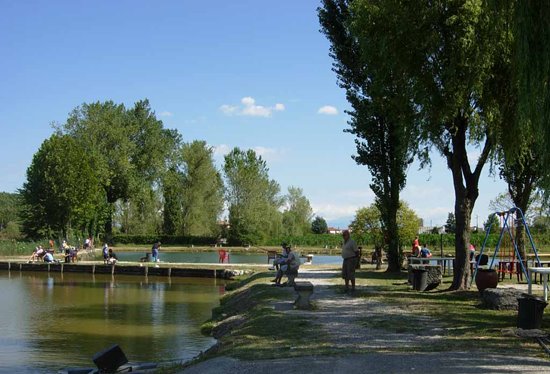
[274,245,300,287]
[29,246,45,262]
[43,252,55,263]
[107,248,118,264]
[419,244,432,258]
[272,243,289,283]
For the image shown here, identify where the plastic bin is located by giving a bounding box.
[517,294,548,329]
[412,268,428,291]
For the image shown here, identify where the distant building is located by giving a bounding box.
[418,226,445,234]
[328,227,343,235]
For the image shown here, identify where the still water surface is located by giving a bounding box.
[115,251,341,265]
[0,271,225,373]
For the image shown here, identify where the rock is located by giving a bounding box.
[481,288,524,310]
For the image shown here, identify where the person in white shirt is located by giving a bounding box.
[341,230,359,293]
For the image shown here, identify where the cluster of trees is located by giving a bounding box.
[319,1,549,288]
[17,100,320,246]
[0,192,21,239]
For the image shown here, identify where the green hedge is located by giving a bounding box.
[109,234,217,246]
[0,239,42,256]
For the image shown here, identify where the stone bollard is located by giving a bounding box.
[294,281,314,309]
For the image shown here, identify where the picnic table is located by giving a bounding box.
[407,256,455,275]
[527,267,550,302]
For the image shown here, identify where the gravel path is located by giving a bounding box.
[182,269,550,373]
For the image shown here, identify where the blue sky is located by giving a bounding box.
[0,0,508,228]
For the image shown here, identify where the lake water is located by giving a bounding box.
[115,251,342,265]
[0,271,225,373]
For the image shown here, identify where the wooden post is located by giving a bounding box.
[144,266,148,277]
[167,268,171,277]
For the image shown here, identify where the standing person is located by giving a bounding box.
[151,242,161,262]
[341,229,359,293]
[102,243,109,263]
[412,235,420,256]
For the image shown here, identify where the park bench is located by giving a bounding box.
[294,281,314,309]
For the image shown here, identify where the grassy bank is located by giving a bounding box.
[195,266,546,364]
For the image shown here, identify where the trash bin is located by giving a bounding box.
[412,268,428,291]
[517,294,548,329]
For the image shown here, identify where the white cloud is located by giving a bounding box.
[311,203,358,222]
[219,104,238,115]
[212,144,231,157]
[241,97,255,106]
[318,105,338,115]
[219,97,285,117]
[159,111,173,117]
[210,144,285,164]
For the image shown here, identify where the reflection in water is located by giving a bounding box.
[0,271,225,373]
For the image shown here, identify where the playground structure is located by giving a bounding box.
[471,207,542,287]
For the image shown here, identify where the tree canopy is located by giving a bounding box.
[224,148,283,245]
[319,0,420,271]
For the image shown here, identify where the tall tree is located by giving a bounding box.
[224,148,282,245]
[20,134,106,239]
[345,0,507,288]
[60,99,175,236]
[163,141,224,237]
[319,0,419,271]
[282,186,314,236]
[512,1,550,175]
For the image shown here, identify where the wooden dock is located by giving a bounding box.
[0,261,238,279]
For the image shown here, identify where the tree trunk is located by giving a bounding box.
[446,116,493,290]
[386,217,401,272]
[451,195,473,290]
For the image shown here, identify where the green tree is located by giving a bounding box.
[311,216,328,234]
[224,148,282,245]
[115,188,163,235]
[347,0,508,289]
[60,99,175,236]
[349,205,381,242]
[282,186,314,236]
[319,0,420,272]
[350,201,421,249]
[484,214,500,233]
[162,141,224,237]
[444,213,456,235]
[20,134,106,239]
[0,192,21,231]
[512,2,550,175]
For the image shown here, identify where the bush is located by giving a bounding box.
[109,234,217,246]
[0,239,42,256]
